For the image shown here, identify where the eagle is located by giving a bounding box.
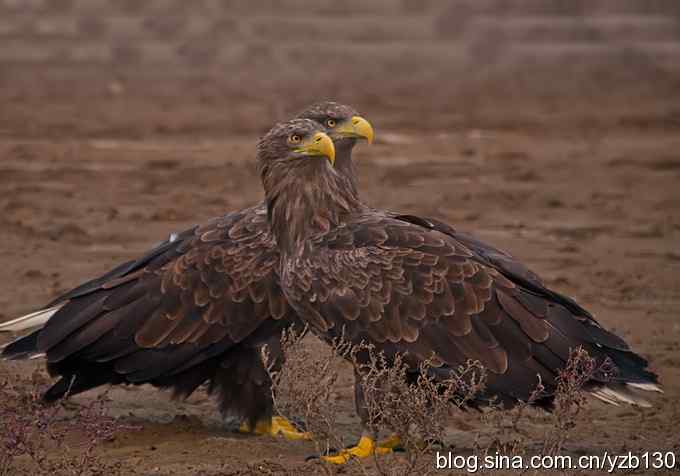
[257,118,662,463]
[0,102,374,439]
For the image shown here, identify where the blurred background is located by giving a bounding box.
[1,2,679,474]
[1,0,679,136]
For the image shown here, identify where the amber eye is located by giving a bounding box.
[289,134,302,144]
[325,118,336,128]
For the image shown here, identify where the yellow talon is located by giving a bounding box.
[270,416,311,440]
[239,416,311,441]
[321,435,395,465]
[238,419,267,435]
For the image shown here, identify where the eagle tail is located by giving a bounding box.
[0,306,62,360]
[0,305,62,333]
[1,329,43,360]
[589,382,663,408]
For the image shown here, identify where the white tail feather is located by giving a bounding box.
[0,305,62,332]
[590,384,655,408]
[590,390,621,406]
[626,382,663,393]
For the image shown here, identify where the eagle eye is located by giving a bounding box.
[289,134,302,144]
[325,118,336,128]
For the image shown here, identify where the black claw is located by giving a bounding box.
[427,438,445,448]
[289,416,308,431]
[305,447,339,462]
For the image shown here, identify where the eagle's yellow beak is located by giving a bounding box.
[296,131,336,166]
[336,116,374,144]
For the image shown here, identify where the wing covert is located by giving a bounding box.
[36,205,293,385]
[285,213,654,404]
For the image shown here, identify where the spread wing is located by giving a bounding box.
[285,213,657,405]
[4,204,295,421]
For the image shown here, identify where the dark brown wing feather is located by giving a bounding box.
[392,213,607,324]
[391,213,545,288]
[284,213,658,406]
[24,203,294,424]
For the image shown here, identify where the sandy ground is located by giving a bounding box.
[0,66,679,475]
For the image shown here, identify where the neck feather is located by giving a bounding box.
[264,158,362,256]
[333,138,359,198]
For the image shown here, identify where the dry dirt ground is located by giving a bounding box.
[0,67,679,475]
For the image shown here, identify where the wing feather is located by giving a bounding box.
[285,212,659,405]
[9,204,296,408]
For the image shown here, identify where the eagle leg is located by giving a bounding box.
[239,415,311,441]
[377,433,402,450]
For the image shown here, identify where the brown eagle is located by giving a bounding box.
[257,118,662,463]
[0,102,374,439]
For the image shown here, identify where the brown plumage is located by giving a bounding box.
[258,118,661,424]
[1,102,373,428]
